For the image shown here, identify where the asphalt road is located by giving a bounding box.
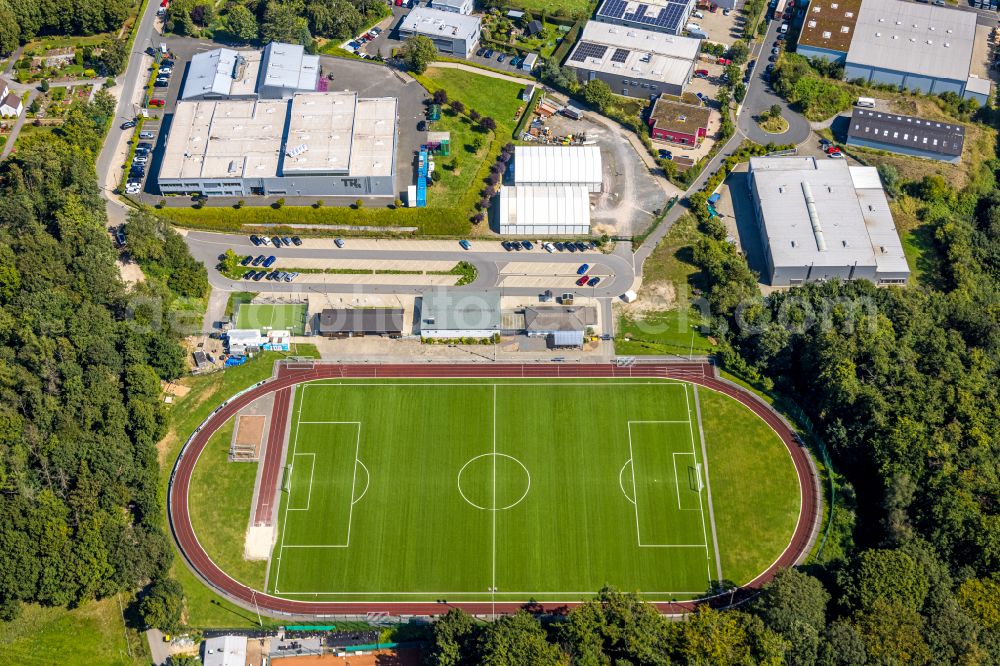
[738,19,811,145]
[95,0,163,226]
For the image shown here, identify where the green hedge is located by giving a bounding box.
[551,20,584,63]
[157,204,471,236]
[512,89,542,139]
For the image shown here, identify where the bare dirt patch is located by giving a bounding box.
[622,281,677,316]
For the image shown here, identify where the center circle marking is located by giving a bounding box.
[457,453,531,511]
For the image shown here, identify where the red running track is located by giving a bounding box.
[167,362,822,617]
[252,387,291,526]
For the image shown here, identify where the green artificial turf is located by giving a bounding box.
[248,378,800,602]
[234,303,308,335]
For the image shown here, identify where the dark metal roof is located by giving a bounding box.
[847,108,965,157]
[319,308,404,334]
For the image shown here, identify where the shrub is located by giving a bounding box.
[354,198,364,209]
[314,199,324,209]
[273,197,285,209]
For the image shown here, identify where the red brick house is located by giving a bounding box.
[648,96,711,147]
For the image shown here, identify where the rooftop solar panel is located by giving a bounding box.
[610,48,630,63]
[601,0,689,32]
[569,42,610,63]
[598,0,628,19]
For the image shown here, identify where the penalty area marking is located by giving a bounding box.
[619,459,636,505]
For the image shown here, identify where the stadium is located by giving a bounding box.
[168,362,821,616]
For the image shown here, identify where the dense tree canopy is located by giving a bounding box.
[0,96,182,621]
[0,0,132,50]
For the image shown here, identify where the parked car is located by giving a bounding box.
[240,256,252,266]
[772,47,780,55]
[554,242,566,251]
[282,236,292,246]
[250,235,262,246]
[484,48,494,58]
[502,241,513,251]
[718,57,732,65]
[576,276,589,286]
[252,271,266,281]
[693,10,704,18]
[120,119,137,130]
[476,47,486,57]
[259,236,271,246]
[544,242,555,252]
[139,131,155,139]
[587,276,601,287]
[522,240,533,250]
[512,240,523,250]
[132,156,148,164]
[819,138,831,147]
[251,255,265,266]
[824,144,840,154]
[371,27,381,35]
[574,241,587,251]
[497,53,505,62]
[659,149,673,160]
[159,66,172,74]
[262,256,276,268]
[577,263,590,275]
[291,236,302,246]
[459,239,471,250]
[271,236,283,246]
[149,99,165,107]
[335,238,345,248]
[828,151,844,159]
[566,243,577,253]
[693,69,709,78]
[243,270,256,280]
[723,7,730,14]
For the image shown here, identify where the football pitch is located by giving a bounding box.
[265,379,765,602]
[235,303,307,335]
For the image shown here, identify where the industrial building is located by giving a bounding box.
[181,48,262,100]
[594,0,702,36]
[512,146,603,192]
[419,290,501,340]
[431,0,474,14]
[747,157,910,286]
[157,92,397,197]
[564,21,700,98]
[257,42,321,99]
[397,7,481,58]
[203,635,247,666]
[797,0,986,101]
[494,185,592,235]
[846,108,965,163]
[648,95,711,146]
[317,308,405,338]
[180,42,318,101]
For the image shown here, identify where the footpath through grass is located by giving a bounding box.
[617,214,715,356]
[0,596,148,666]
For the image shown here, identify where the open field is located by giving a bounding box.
[235,303,308,335]
[253,377,798,602]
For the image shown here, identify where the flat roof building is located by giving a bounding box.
[748,156,909,286]
[523,305,598,336]
[595,0,699,35]
[204,636,247,666]
[846,108,965,163]
[494,185,591,236]
[799,0,983,99]
[258,42,320,98]
[158,92,397,197]
[431,0,474,14]
[318,308,404,338]
[564,21,700,98]
[181,48,261,100]
[419,290,501,339]
[398,7,481,58]
[513,145,603,192]
[648,95,712,146]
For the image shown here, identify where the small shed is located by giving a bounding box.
[427,131,451,155]
[525,20,543,36]
[521,53,538,71]
[521,84,536,102]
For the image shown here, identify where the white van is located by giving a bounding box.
[686,22,701,31]
[856,96,876,108]
[779,22,789,33]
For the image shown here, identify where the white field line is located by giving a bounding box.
[685,386,714,584]
[272,384,306,594]
[275,590,709,596]
[694,384,724,585]
[288,453,315,511]
[492,383,497,593]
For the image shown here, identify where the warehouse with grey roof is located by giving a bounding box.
[397,7,481,58]
[846,108,965,163]
[747,157,909,286]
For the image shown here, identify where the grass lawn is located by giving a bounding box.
[698,388,800,585]
[156,347,318,628]
[617,214,715,356]
[235,303,308,335]
[225,291,256,317]
[0,597,149,666]
[414,67,528,211]
[757,115,789,134]
[251,378,799,602]
[188,417,268,589]
[507,0,596,18]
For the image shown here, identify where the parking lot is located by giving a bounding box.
[126,37,429,206]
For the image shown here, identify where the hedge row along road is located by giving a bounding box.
[168,362,822,618]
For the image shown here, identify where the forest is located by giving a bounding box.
[165,0,390,47]
[0,93,187,625]
[0,0,135,52]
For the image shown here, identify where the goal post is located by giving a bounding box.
[695,463,704,492]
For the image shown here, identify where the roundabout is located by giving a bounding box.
[168,362,822,617]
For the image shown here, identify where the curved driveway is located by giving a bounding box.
[168,362,822,619]
[738,20,811,146]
